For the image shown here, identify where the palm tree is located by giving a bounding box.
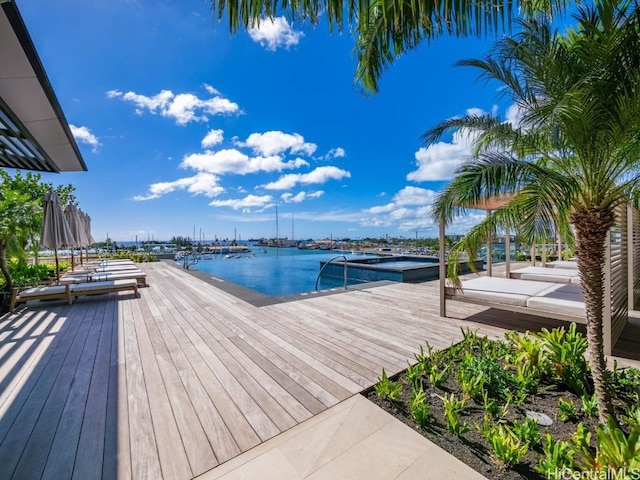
[208,0,570,92]
[429,0,640,422]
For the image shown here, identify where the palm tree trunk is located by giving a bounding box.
[571,207,615,423]
[0,241,13,292]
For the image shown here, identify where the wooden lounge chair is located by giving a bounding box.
[62,270,148,286]
[10,279,139,312]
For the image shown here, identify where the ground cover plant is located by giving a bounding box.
[365,325,640,480]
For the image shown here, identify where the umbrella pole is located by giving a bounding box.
[71,250,75,271]
[54,247,60,282]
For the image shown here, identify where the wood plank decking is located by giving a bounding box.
[0,261,637,480]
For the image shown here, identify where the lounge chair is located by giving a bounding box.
[71,264,138,274]
[509,266,580,284]
[10,279,139,312]
[88,259,135,266]
[446,276,585,322]
[64,270,148,286]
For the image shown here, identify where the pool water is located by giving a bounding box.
[184,247,372,297]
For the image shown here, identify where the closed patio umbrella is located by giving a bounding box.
[41,189,75,281]
[79,210,95,262]
[64,203,83,271]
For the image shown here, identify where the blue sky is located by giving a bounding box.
[20,0,508,243]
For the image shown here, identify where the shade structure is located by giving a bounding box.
[0,1,87,172]
[64,203,84,270]
[41,189,74,280]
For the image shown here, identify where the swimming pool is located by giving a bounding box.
[183,247,372,297]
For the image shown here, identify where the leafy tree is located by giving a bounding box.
[430,0,640,422]
[208,0,571,92]
[0,169,75,293]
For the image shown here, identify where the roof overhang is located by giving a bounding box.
[0,0,87,172]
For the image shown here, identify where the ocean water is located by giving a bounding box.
[184,247,373,297]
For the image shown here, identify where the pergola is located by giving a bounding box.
[0,0,86,173]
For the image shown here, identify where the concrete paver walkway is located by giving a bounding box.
[198,395,486,480]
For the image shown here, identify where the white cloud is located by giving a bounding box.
[107,86,240,125]
[133,173,223,201]
[209,194,274,210]
[248,17,304,51]
[262,166,351,190]
[202,129,224,148]
[70,124,100,152]
[361,187,439,229]
[203,83,220,95]
[237,131,317,156]
[365,186,437,214]
[281,190,325,203]
[407,129,478,182]
[505,103,526,129]
[317,147,346,161]
[181,149,308,175]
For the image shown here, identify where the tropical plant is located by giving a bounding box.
[477,416,529,468]
[537,324,589,396]
[536,434,575,478]
[428,364,451,388]
[558,398,578,422]
[406,361,426,388]
[511,418,541,447]
[443,393,470,436]
[429,0,640,422]
[409,386,430,428]
[208,0,571,93]
[374,368,402,401]
[572,417,640,474]
[580,393,598,417]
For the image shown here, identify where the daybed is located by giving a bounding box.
[545,260,579,269]
[509,266,580,284]
[10,279,139,312]
[446,276,585,322]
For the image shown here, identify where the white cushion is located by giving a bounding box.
[458,289,530,307]
[460,276,558,296]
[19,285,67,298]
[546,260,578,269]
[526,297,586,318]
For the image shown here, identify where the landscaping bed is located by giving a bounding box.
[364,325,640,480]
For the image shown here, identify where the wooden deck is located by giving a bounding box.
[0,261,637,480]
